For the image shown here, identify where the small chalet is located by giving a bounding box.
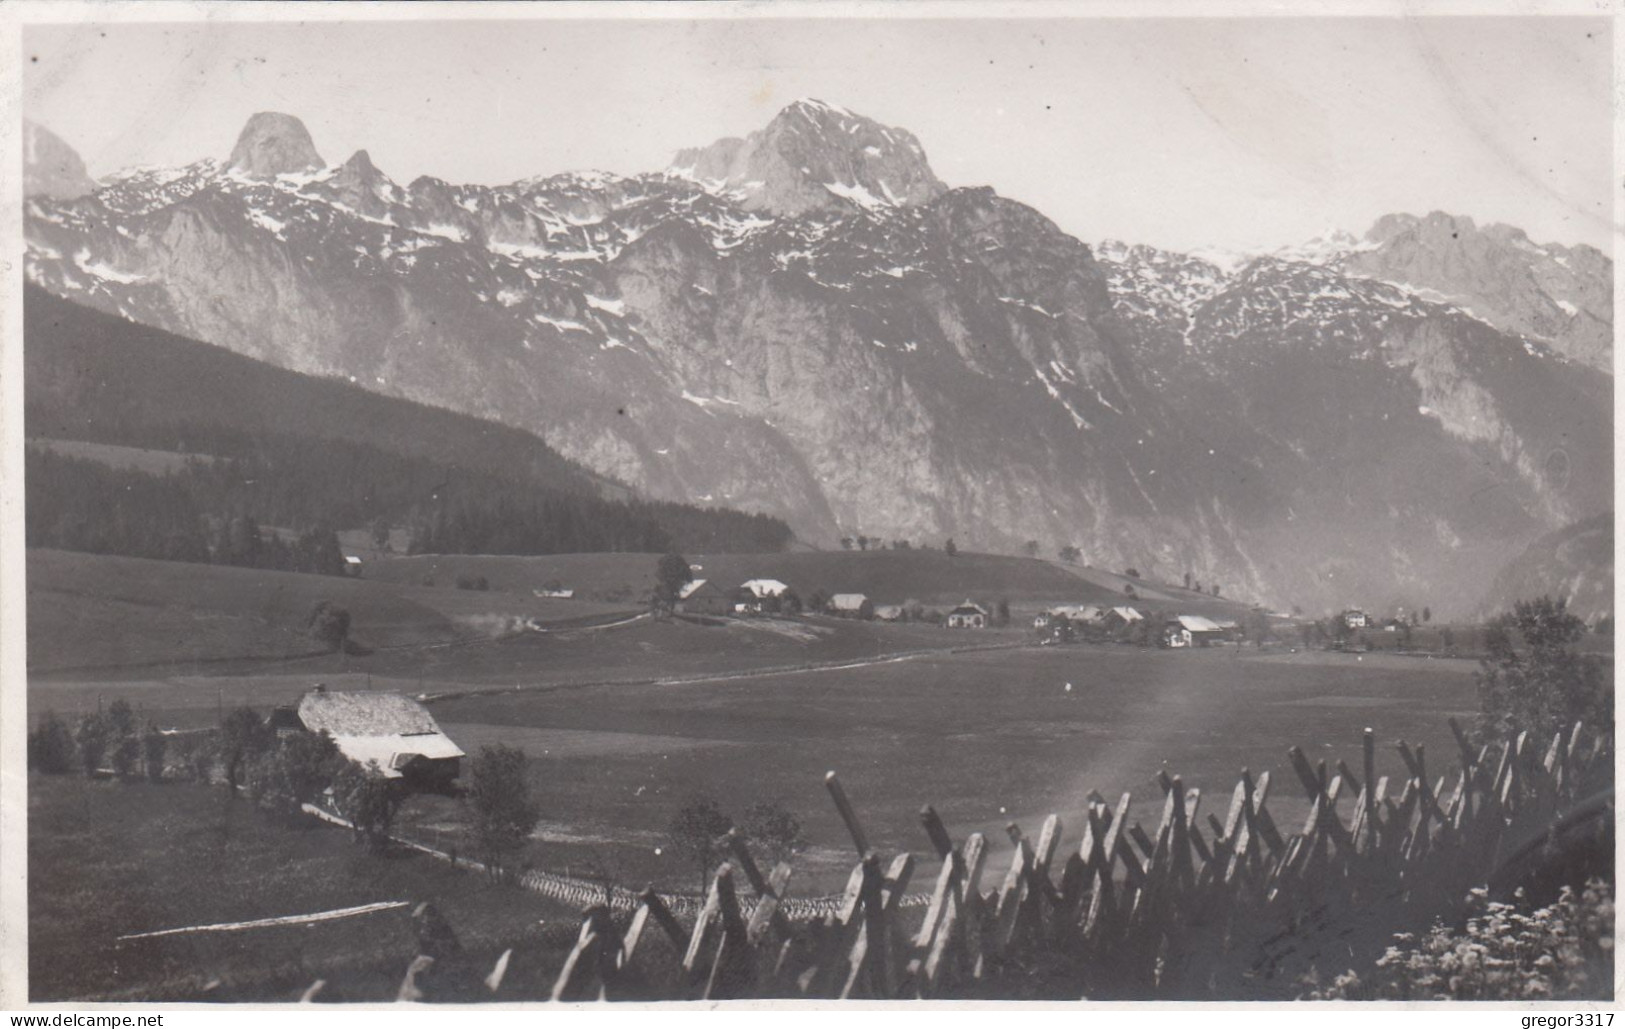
[1164,614,1224,648]
[1101,606,1144,631]
[947,600,989,629]
[296,686,464,790]
[677,578,731,616]
[736,578,791,613]
[829,593,874,619]
[1343,609,1369,629]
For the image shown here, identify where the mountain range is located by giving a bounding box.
[21,102,1614,618]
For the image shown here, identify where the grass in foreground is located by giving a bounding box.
[27,775,576,1002]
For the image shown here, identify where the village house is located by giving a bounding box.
[874,604,904,622]
[947,600,989,629]
[677,578,732,616]
[1101,605,1144,632]
[736,578,791,614]
[1163,614,1224,648]
[1343,609,1369,629]
[534,587,575,599]
[294,686,464,791]
[1051,604,1103,623]
[828,593,874,619]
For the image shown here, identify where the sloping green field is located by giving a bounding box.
[27,549,636,674]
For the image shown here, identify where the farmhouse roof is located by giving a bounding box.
[949,600,988,616]
[1050,604,1101,621]
[296,690,464,779]
[298,690,443,736]
[1110,606,1143,622]
[830,593,869,610]
[1174,614,1223,633]
[678,578,714,600]
[740,578,790,598]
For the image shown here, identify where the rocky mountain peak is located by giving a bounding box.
[1345,209,1613,371]
[324,149,398,220]
[668,98,945,216]
[23,120,97,200]
[226,112,325,180]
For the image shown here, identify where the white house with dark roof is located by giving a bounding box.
[296,686,464,789]
[947,600,989,629]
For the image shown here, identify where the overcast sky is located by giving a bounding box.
[23,15,1614,254]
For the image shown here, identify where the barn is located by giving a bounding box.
[1163,614,1225,648]
[829,593,874,619]
[678,578,732,616]
[296,686,464,791]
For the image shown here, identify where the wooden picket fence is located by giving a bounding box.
[315,719,1612,1002]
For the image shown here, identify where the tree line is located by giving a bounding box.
[26,429,792,569]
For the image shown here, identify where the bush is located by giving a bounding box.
[740,801,806,866]
[27,711,76,774]
[1305,880,1614,1000]
[455,575,490,592]
[306,600,352,652]
[1475,596,1611,744]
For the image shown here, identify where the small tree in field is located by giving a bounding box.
[994,598,1011,627]
[666,795,733,894]
[652,553,692,616]
[740,801,807,866]
[141,722,168,782]
[944,537,957,557]
[28,711,75,774]
[220,706,272,792]
[1058,545,1081,564]
[1023,540,1039,558]
[466,744,541,881]
[333,759,401,850]
[249,730,343,815]
[307,601,352,652]
[75,712,111,777]
[1474,596,1610,744]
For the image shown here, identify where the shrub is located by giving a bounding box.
[27,711,76,774]
[306,600,353,651]
[1475,596,1611,744]
[1304,880,1614,1000]
[740,801,806,867]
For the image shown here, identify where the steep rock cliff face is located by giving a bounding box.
[227,112,326,180]
[23,106,1613,617]
[23,120,96,199]
[1346,211,1612,373]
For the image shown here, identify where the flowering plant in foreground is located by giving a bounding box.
[1305,878,1614,1000]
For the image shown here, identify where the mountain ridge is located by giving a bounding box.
[22,107,1613,617]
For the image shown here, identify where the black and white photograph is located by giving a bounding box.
[1,1,1616,1008]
